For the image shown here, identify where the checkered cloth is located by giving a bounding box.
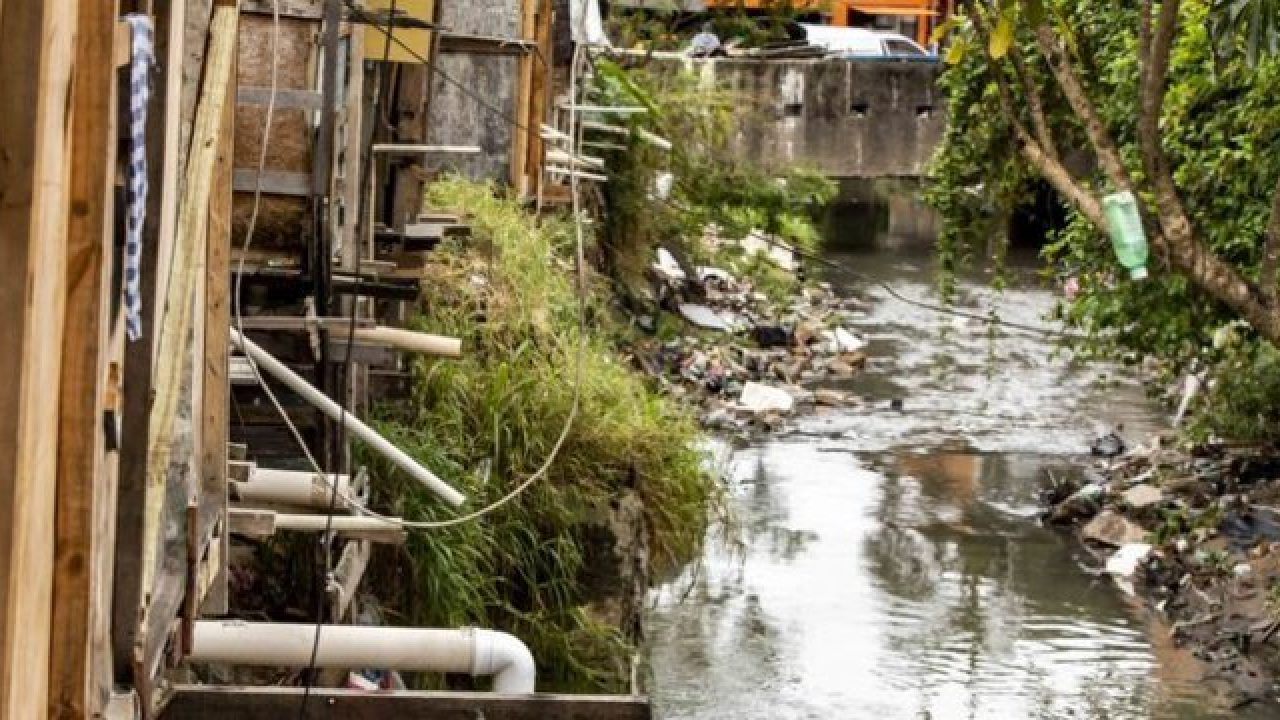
[123,14,155,342]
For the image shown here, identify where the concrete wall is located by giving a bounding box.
[665,57,946,179]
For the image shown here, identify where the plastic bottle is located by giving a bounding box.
[1102,191,1149,280]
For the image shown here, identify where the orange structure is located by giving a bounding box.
[704,0,952,45]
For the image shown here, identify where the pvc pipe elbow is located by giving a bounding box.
[470,628,536,694]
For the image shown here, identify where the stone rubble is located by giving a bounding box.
[629,242,869,435]
[1043,435,1280,707]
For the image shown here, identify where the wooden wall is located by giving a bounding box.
[428,0,525,182]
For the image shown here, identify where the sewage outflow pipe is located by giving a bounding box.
[191,621,537,694]
[230,328,465,507]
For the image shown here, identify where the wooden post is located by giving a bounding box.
[0,0,79,718]
[526,0,553,198]
[114,0,187,678]
[511,0,538,195]
[49,0,122,716]
[197,33,238,618]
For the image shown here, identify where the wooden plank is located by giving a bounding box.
[160,686,652,720]
[232,169,313,196]
[199,49,237,617]
[511,0,537,193]
[241,0,324,18]
[226,508,276,537]
[0,0,78,717]
[114,0,187,677]
[49,0,120,716]
[138,1,240,666]
[328,539,371,621]
[237,86,323,109]
[527,0,552,197]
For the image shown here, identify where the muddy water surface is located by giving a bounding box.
[648,205,1273,719]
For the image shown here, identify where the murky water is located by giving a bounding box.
[648,196,1272,719]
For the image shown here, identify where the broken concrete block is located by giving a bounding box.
[1121,484,1164,509]
[1082,510,1149,547]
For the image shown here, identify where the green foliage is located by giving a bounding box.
[364,180,718,691]
[588,57,835,292]
[927,0,1280,437]
[1210,0,1280,64]
[606,0,818,51]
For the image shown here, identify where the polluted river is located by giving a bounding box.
[647,195,1274,720]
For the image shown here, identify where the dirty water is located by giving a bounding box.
[647,198,1276,719]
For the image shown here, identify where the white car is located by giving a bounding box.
[799,24,934,60]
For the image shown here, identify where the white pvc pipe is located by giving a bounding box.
[235,468,352,509]
[191,621,536,694]
[351,326,462,358]
[230,328,466,507]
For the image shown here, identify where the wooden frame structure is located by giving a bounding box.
[0,1,583,718]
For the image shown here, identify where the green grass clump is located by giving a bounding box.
[363,179,717,692]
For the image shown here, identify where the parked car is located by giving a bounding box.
[798,24,935,61]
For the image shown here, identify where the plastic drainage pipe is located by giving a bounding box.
[234,468,352,509]
[230,328,465,507]
[190,621,536,694]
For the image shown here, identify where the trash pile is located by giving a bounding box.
[1043,436,1280,705]
[632,237,869,434]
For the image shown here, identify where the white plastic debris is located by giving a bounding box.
[739,230,797,272]
[833,327,866,353]
[739,382,795,414]
[652,171,674,200]
[652,247,687,282]
[696,266,735,286]
[1104,543,1152,577]
[678,303,731,331]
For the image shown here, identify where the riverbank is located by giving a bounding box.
[1045,436,1280,709]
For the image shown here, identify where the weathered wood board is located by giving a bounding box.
[160,686,652,720]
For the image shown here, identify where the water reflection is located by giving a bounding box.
[650,444,1258,719]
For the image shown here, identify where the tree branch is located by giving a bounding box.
[988,59,1105,229]
[1137,0,1186,213]
[971,1,1061,163]
[1032,25,1135,193]
[1264,177,1280,301]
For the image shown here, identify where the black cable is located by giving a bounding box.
[298,1,397,716]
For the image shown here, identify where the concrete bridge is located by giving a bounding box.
[666,57,947,179]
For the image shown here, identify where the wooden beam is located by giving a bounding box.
[140,4,240,608]
[0,0,78,717]
[114,0,187,678]
[232,169,313,196]
[160,686,652,720]
[511,0,538,193]
[49,0,120,717]
[328,539,371,622]
[527,0,552,198]
[198,39,237,618]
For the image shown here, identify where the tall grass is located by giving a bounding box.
[363,179,717,691]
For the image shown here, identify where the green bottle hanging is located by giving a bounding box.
[1102,191,1149,280]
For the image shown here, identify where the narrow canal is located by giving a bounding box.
[647,192,1273,719]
